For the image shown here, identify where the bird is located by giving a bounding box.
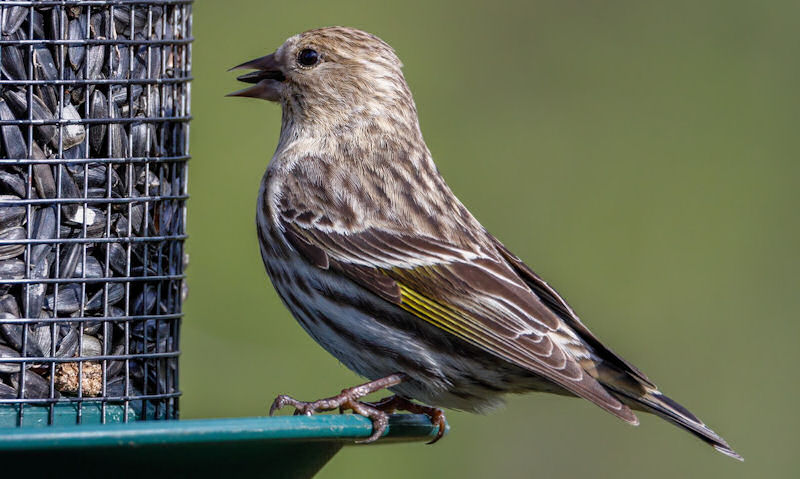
[228,26,741,459]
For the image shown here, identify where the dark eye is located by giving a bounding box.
[297,48,319,67]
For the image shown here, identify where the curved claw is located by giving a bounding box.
[367,395,448,445]
[269,394,292,416]
[355,417,388,444]
[425,410,448,445]
[351,401,390,444]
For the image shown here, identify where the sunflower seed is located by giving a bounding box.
[10,370,58,398]
[0,226,25,260]
[32,161,56,201]
[0,195,25,228]
[29,10,46,39]
[58,243,82,279]
[106,242,128,275]
[0,98,26,159]
[0,170,26,197]
[30,322,53,358]
[22,251,50,319]
[73,255,103,279]
[44,283,83,314]
[0,294,19,315]
[0,40,26,80]
[109,44,130,81]
[85,282,124,311]
[32,45,57,82]
[0,381,16,399]
[89,89,108,153]
[68,18,87,71]
[55,325,79,358]
[108,104,128,157]
[4,89,57,145]
[31,205,56,264]
[57,165,80,220]
[0,344,22,373]
[0,314,44,357]
[0,259,24,279]
[77,334,102,357]
[2,6,28,35]
[59,102,87,150]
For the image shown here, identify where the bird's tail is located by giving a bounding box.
[605,380,742,461]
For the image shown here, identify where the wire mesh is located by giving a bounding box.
[0,0,191,426]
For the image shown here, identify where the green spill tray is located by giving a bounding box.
[0,413,444,478]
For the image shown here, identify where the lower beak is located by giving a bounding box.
[227,53,285,101]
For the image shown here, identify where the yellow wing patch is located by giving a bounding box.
[394,281,499,355]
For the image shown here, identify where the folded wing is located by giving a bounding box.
[279,214,638,424]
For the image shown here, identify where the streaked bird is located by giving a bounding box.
[229,26,741,459]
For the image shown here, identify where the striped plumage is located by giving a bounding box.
[232,26,740,460]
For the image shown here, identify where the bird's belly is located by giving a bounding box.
[263,253,564,412]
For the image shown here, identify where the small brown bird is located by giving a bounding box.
[229,26,740,459]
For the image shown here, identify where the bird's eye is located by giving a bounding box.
[297,48,319,67]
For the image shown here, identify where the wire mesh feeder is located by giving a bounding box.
[0,0,192,427]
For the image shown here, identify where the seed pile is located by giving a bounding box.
[0,1,190,418]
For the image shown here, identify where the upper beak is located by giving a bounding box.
[227,53,285,100]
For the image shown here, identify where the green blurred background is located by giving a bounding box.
[184,1,798,477]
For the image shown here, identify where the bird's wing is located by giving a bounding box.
[489,236,655,388]
[279,216,637,424]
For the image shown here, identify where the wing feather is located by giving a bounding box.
[278,214,637,423]
[490,236,654,388]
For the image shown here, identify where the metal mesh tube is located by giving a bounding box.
[0,0,192,426]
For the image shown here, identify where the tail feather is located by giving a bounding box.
[609,386,743,461]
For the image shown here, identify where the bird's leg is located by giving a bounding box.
[365,395,448,444]
[269,372,408,443]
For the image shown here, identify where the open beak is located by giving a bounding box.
[227,53,285,101]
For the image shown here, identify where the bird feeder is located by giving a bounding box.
[0,0,190,427]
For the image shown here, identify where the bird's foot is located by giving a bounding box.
[366,395,447,444]
[269,373,408,443]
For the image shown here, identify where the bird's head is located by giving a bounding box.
[229,27,415,127]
